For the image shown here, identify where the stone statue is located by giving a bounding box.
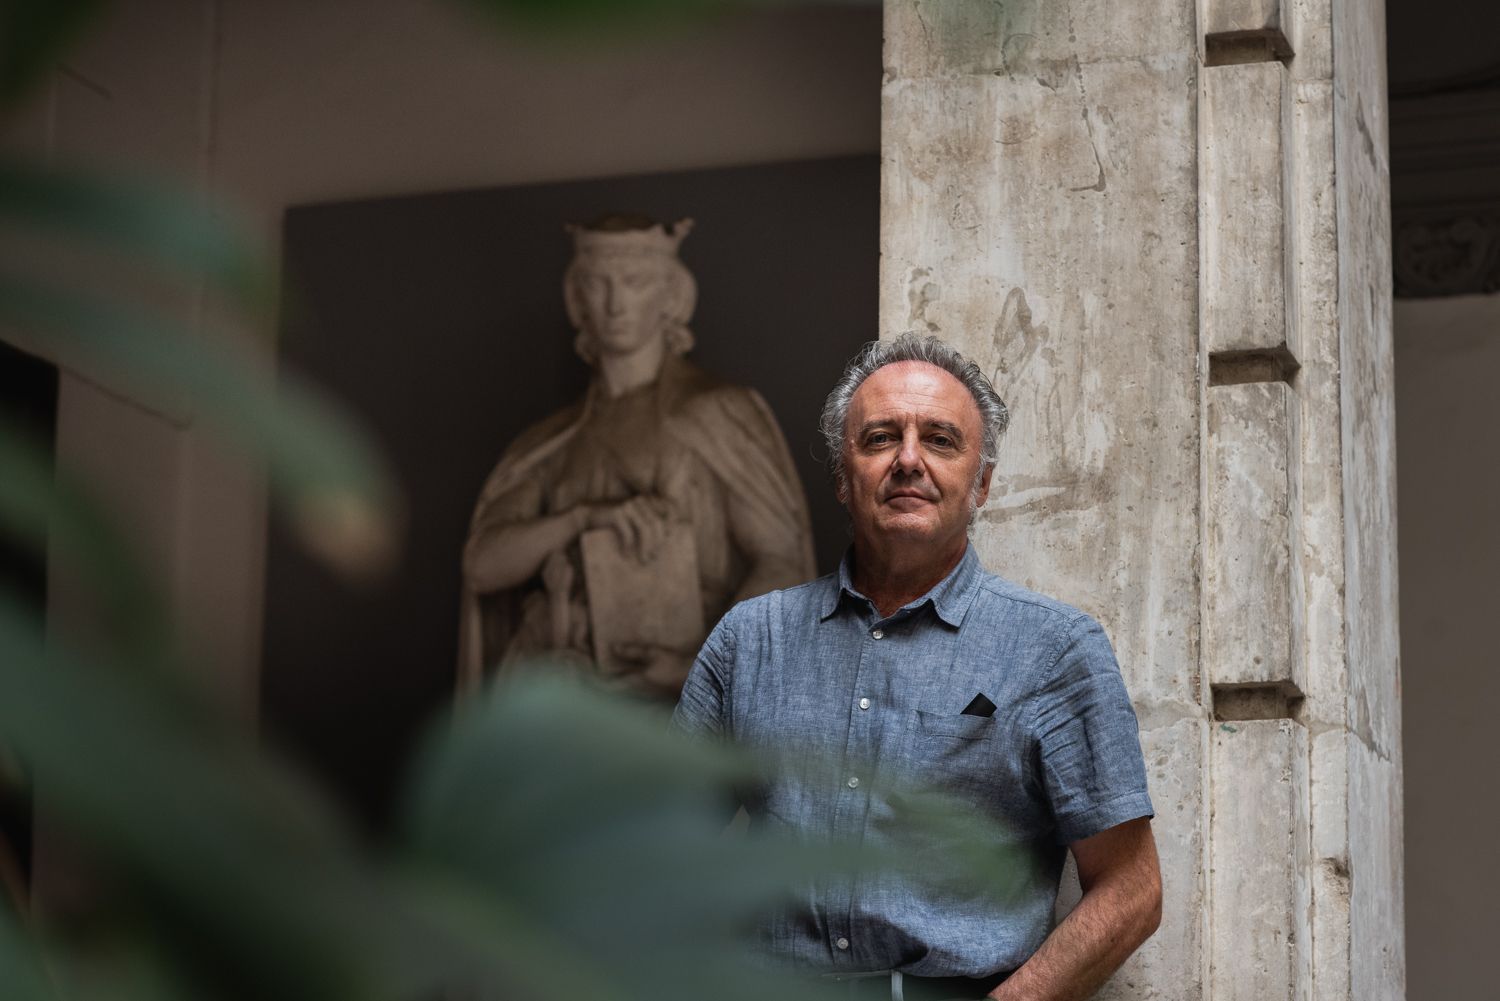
[457,214,815,699]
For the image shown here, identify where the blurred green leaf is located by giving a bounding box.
[878,784,1048,905]
[0,159,274,315]
[0,596,444,1001]
[50,934,203,1001]
[0,421,171,666]
[396,870,646,1001]
[404,675,842,1001]
[0,899,63,1001]
[0,274,399,579]
[0,0,105,108]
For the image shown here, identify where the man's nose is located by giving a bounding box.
[893,429,923,475]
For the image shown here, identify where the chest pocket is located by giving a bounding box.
[908,709,1002,803]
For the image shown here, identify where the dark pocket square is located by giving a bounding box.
[960,693,996,718]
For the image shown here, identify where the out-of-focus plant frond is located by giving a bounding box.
[0,420,170,667]
[0,9,1017,1001]
[0,273,399,580]
[0,0,106,108]
[0,597,446,1001]
[400,673,837,1001]
[879,784,1047,904]
[0,612,858,1001]
[398,674,1033,1000]
[0,160,274,316]
[0,898,62,1001]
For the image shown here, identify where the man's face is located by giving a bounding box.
[840,361,992,553]
[573,254,671,356]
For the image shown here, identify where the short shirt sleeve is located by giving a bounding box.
[1029,615,1154,845]
[671,612,738,739]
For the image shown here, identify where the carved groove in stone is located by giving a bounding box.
[1212,681,1304,721]
[1203,29,1293,67]
[1208,346,1300,385]
[1200,0,1292,64]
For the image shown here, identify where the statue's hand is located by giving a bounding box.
[610,641,696,697]
[586,495,673,563]
[540,550,574,596]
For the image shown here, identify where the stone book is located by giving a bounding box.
[579,523,704,677]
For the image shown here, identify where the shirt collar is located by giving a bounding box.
[819,543,982,627]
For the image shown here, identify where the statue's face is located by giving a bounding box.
[572,253,672,356]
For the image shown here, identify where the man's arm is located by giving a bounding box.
[989,817,1162,1001]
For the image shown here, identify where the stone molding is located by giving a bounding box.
[1394,213,1500,297]
[1392,84,1500,297]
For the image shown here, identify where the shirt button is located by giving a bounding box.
[871,628,884,639]
[847,776,860,789]
[858,697,871,710]
[836,937,850,951]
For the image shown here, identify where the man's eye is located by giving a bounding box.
[930,435,953,447]
[866,433,893,446]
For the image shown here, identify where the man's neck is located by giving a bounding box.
[850,537,968,619]
[596,337,667,398]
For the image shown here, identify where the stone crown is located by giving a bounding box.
[567,217,693,258]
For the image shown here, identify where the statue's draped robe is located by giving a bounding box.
[457,356,815,692]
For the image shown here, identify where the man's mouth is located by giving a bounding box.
[884,491,934,504]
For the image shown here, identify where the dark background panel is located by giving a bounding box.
[263,155,877,825]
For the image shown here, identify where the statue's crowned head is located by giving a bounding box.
[563,214,698,366]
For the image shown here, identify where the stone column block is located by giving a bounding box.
[1092,718,1205,1001]
[1309,728,1351,1000]
[1205,381,1304,695]
[1201,61,1296,361]
[1200,0,1287,39]
[1210,718,1310,1001]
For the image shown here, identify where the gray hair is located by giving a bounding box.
[819,332,1009,492]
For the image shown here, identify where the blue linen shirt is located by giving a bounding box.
[671,544,1154,979]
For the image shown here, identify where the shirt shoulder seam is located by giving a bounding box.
[1022,610,1093,732]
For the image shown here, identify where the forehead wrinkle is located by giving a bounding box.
[845,361,984,448]
[850,405,974,434]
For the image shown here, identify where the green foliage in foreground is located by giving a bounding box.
[0,606,840,1001]
[0,3,1017,999]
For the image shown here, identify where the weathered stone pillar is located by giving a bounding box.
[880,1,1400,998]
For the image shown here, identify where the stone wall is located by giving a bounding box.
[881,0,1401,996]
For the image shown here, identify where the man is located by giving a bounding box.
[673,333,1161,1000]
[458,215,813,698]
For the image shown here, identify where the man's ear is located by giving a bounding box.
[975,463,995,507]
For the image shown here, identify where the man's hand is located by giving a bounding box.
[989,817,1162,1001]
